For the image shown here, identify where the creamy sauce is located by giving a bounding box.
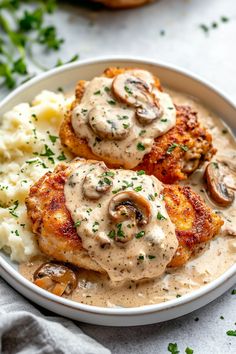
[64,160,178,282]
[72,70,176,168]
[20,88,236,308]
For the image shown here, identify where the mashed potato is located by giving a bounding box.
[0,90,73,262]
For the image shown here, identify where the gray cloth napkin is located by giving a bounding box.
[0,277,111,354]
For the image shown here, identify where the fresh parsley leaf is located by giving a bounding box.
[38,26,64,50]
[157,212,166,220]
[57,152,67,161]
[185,348,194,354]
[135,231,145,239]
[167,143,178,154]
[137,170,145,175]
[13,57,27,75]
[168,343,179,354]
[49,135,59,144]
[137,142,145,151]
[226,330,236,336]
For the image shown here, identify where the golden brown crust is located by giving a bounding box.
[26,162,223,271]
[137,105,216,183]
[59,67,216,183]
[165,185,223,267]
[25,161,104,273]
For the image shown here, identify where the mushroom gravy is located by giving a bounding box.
[64,160,178,282]
[20,89,236,308]
[71,70,176,168]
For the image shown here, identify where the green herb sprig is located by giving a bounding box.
[0,1,79,89]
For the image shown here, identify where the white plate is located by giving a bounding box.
[0,57,236,326]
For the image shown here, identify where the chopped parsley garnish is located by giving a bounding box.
[104,86,110,93]
[107,99,116,105]
[124,85,133,95]
[167,143,178,154]
[139,130,146,136]
[92,221,99,233]
[135,231,145,239]
[108,230,115,239]
[9,201,19,218]
[15,230,19,236]
[180,145,189,152]
[231,289,236,295]
[176,294,181,298]
[49,135,59,144]
[40,144,54,157]
[185,348,194,354]
[103,177,112,185]
[199,24,209,34]
[117,115,129,120]
[123,123,129,129]
[102,171,115,177]
[226,330,236,336]
[148,255,156,260]
[57,152,67,161]
[168,343,179,354]
[161,118,168,122]
[137,170,145,175]
[137,142,145,151]
[222,128,228,134]
[220,316,224,320]
[157,211,167,220]
[221,16,229,23]
[137,254,144,261]
[148,194,155,201]
[112,188,122,194]
[74,221,81,227]
[94,90,101,95]
[134,186,142,192]
[31,113,38,121]
[116,223,124,238]
[213,162,219,169]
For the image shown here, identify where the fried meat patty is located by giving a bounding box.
[59,67,216,184]
[26,162,223,271]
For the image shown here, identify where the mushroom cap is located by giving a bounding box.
[205,161,235,207]
[108,191,151,227]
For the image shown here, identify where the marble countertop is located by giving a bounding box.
[1,0,236,352]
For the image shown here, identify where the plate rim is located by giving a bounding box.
[0,55,235,317]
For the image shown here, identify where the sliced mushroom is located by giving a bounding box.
[83,162,114,200]
[112,73,163,125]
[108,191,151,243]
[33,262,78,296]
[205,161,235,206]
[88,107,133,140]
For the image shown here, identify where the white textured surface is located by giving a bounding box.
[1,0,236,352]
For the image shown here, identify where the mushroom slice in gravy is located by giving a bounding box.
[112,73,163,124]
[34,262,78,296]
[205,160,236,206]
[88,106,134,140]
[64,160,178,282]
[82,161,114,200]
